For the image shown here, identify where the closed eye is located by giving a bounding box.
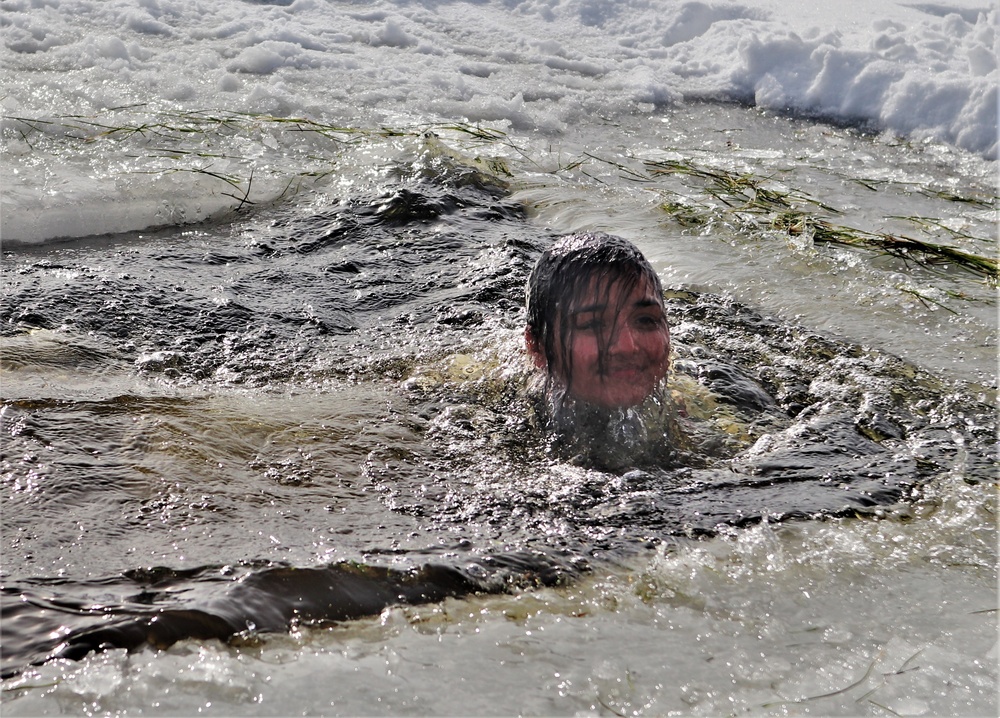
[633,312,665,329]
[572,310,605,332]
[575,318,603,332]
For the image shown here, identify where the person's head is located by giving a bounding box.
[525,232,670,409]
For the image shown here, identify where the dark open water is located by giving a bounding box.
[2,145,994,681]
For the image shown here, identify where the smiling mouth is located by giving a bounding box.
[602,366,651,380]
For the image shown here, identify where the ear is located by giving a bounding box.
[524,327,547,369]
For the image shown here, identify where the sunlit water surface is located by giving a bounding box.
[2,103,996,716]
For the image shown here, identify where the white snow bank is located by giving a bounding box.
[1,0,993,154]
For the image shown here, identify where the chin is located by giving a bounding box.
[604,395,650,410]
[582,386,655,410]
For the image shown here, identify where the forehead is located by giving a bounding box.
[569,272,660,311]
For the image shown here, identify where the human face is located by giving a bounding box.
[558,276,670,409]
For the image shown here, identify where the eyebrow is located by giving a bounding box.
[633,298,662,309]
[571,298,661,315]
[571,303,607,315]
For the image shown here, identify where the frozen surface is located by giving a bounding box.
[1,0,996,242]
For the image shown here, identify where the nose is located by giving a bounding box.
[610,323,639,355]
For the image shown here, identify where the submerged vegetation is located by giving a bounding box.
[645,157,997,282]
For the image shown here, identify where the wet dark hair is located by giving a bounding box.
[525,232,665,396]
